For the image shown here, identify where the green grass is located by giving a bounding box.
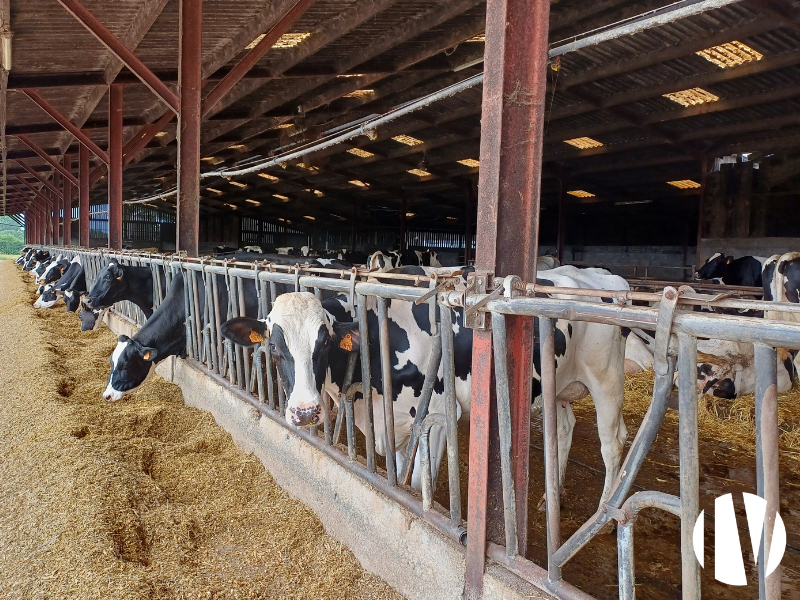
[0,254,19,261]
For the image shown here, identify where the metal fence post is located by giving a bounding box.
[754,343,781,600]
[678,332,700,600]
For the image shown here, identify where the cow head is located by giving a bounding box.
[63,289,84,313]
[79,300,106,331]
[220,292,359,427]
[103,335,157,401]
[695,253,732,280]
[40,261,68,285]
[33,284,59,309]
[84,261,125,308]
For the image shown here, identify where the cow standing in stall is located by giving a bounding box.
[220,265,630,508]
[695,252,767,287]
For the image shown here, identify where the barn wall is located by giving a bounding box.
[697,237,800,265]
[102,311,554,600]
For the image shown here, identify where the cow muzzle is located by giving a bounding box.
[287,403,322,427]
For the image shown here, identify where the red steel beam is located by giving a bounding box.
[63,154,74,247]
[88,110,175,186]
[201,0,318,116]
[54,0,180,114]
[177,0,203,257]
[20,89,110,163]
[13,160,64,199]
[14,134,80,187]
[108,84,124,250]
[124,110,175,163]
[13,179,51,206]
[464,0,551,597]
[80,144,90,248]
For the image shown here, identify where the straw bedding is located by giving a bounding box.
[573,367,800,464]
[0,260,403,600]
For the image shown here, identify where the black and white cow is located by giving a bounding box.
[16,248,33,265]
[367,250,403,272]
[33,256,84,309]
[221,265,630,507]
[103,272,189,401]
[399,249,441,267]
[38,256,71,285]
[23,249,50,271]
[695,253,767,287]
[102,269,261,399]
[30,256,53,280]
[84,261,161,318]
[57,260,87,313]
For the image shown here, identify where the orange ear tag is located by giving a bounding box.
[249,330,265,343]
[339,333,353,351]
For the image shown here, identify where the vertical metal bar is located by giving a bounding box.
[618,522,636,600]
[377,297,397,485]
[556,167,569,264]
[357,292,375,473]
[176,0,202,257]
[108,84,123,250]
[440,305,462,527]
[539,317,562,583]
[212,272,223,371]
[755,343,781,600]
[678,332,700,600]
[492,312,518,556]
[238,276,251,392]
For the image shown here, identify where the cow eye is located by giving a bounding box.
[269,342,277,352]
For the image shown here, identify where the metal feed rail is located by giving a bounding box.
[33,246,797,600]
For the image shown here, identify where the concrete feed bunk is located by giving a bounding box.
[0,259,403,600]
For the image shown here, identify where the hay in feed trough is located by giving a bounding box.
[0,260,403,600]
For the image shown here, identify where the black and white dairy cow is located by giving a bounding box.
[84,260,159,316]
[103,271,189,401]
[16,248,33,266]
[220,264,630,506]
[23,249,50,271]
[33,256,85,309]
[38,256,71,285]
[695,253,767,287]
[102,270,261,400]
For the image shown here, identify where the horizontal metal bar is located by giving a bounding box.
[549,0,744,57]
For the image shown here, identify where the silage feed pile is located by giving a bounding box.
[0,260,403,600]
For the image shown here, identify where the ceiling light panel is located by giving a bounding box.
[663,88,719,107]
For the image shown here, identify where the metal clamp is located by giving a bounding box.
[653,286,680,377]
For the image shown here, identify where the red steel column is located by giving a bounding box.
[464,0,551,597]
[177,0,203,256]
[79,143,90,247]
[108,84,123,250]
[177,0,202,257]
[63,154,73,247]
[53,171,62,245]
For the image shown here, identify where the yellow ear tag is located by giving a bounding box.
[143,351,151,361]
[249,330,265,343]
[339,333,353,351]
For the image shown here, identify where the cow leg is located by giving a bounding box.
[588,379,628,507]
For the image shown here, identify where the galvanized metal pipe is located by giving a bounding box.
[678,333,700,600]
[539,317,562,581]
[754,343,781,600]
[491,313,519,557]
[377,297,397,485]
[358,293,376,473]
[440,305,462,527]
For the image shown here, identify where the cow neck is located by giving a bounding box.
[123,266,155,318]
[133,273,187,360]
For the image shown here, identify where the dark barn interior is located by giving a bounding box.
[4,0,800,276]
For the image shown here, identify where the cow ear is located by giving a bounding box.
[139,346,157,361]
[726,256,733,264]
[332,320,360,353]
[221,317,268,347]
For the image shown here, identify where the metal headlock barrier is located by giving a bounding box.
[31,246,800,600]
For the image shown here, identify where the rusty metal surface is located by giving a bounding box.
[108,83,123,249]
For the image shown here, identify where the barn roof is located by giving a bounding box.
[3,0,800,230]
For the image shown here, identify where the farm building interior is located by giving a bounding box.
[5,0,800,273]
[4,0,800,599]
